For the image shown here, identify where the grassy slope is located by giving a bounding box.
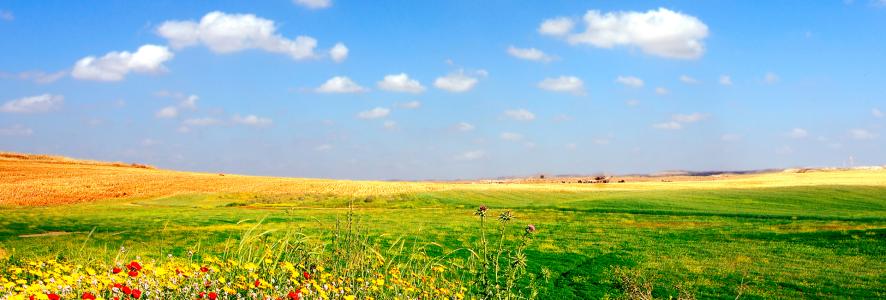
[1,186,884,299]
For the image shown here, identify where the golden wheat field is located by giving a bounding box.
[2,152,884,206]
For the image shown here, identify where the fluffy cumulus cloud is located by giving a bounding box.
[155,106,178,118]
[504,108,536,121]
[787,128,808,139]
[849,129,877,140]
[398,101,421,109]
[653,113,707,130]
[233,114,272,126]
[655,87,670,95]
[719,75,733,86]
[434,71,480,93]
[357,107,390,119]
[1,94,64,113]
[679,75,699,84]
[316,76,368,93]
[294,0,331,9]
[455,122,475,132]
[455,150,485,161]
[329,42,348,63]
[378,73,425,93]
[538,76,585,95]
[507,46,553,62]
[544,8,709,59]
[0,124,33,136]
[157,11,325,61]
[874,108,884,118]
[538,17,575,36]
[616,76,644,88]
[71,45,173,82]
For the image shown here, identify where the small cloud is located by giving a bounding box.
[538,17,575,36]
[672,113,707,123]
[849,128,877,140]
[593,138,610,145]
[538,76,585,95]
[500,132,523,141]
[180,94,198,110]
[455,122,475,132]
[0,124,33,136]
[397,101,421,109]
[1,70,66,84]
[565,143,577,150]
[155,106,178,118]
[553,114,574,122]
[507,46,554,62]
[183,117,221,126]
[719,75,733,86]
[679,75,699,84]
[378,73,425,93]
[873,108,883,118]
[71,44,174,82]
[764,72,780,84]
[625,99,640,107]
[330,42,348,63]
[652,121,682,130]
[315,144,333,152]
[316,76,368,93]
[232,114,272,126]
[0,10,13,21]
[616,76,644,88]
[655,87,670,95]
[293,0,331,9]
[357,107,390,119]
[140,138,160,147]
[787,128,808,139]
[721,133,741,142]
[1,94,64,113]
[383,120,397,130]
[455,150,485,161]
[504,108,536,121]
[434,70,479,93]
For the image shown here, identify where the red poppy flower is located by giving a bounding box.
[127,261,142,271]
[113,298,120,300]
[112,267,122,274]
[287,290,301,300]
[208,292,218,300]
[113,283,123,289]
[128,270,139,277]
[303,271,311,280]
[199,292,206,298]
[131,289,142,299]
[200,266,209,273]
[47,294,61,300]
[254,279,261,288]
[82,292,97,299]
[29,296,36,300]
[122,286,132,295]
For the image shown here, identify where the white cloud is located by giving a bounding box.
[140,138,160,147]
[455,122,475,132]
[1,94,64,113]
[849,128,877,140]
[719,75,733,86]
[0,70,66,84]
[538,17,575,36]
[180,94,198,109]
[71,44,173,82]
[315,144,333,152]
[0,10,13,21]
[500,132,524,141]
[553,114,574,122]
[357,107,390,119]
[233,114,272,126]
[183,117,221,126]
[398,101,421,109]
[679,75,699,84]
[625,99,640,106]
[787,128,808,139]
[316,76,368,93]
[329,42,348,63]
[157,11,319,60]
[872,108,882,118]
[294,0,331,9]
[764,72,779,84]
[652,121,682,130]
[557,8,709,59]
[455,150,485,161]
[0,125,32,136]
[434,71,479,93]
[616,76,644,88]
[655,87,670,95]
[383,120,397,130]
[504,108,536,121]
[507,46,553,62]
[653,113,707,130]
[593,138,611,145]
[378,73,425,93]
[155,106,178,118]
[721,134,742,142]
[538,76,585,95]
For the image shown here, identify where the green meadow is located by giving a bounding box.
[1,186,884,299]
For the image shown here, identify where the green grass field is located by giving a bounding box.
[2,185,884,299]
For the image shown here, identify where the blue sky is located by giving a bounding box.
[1,0,884,180]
